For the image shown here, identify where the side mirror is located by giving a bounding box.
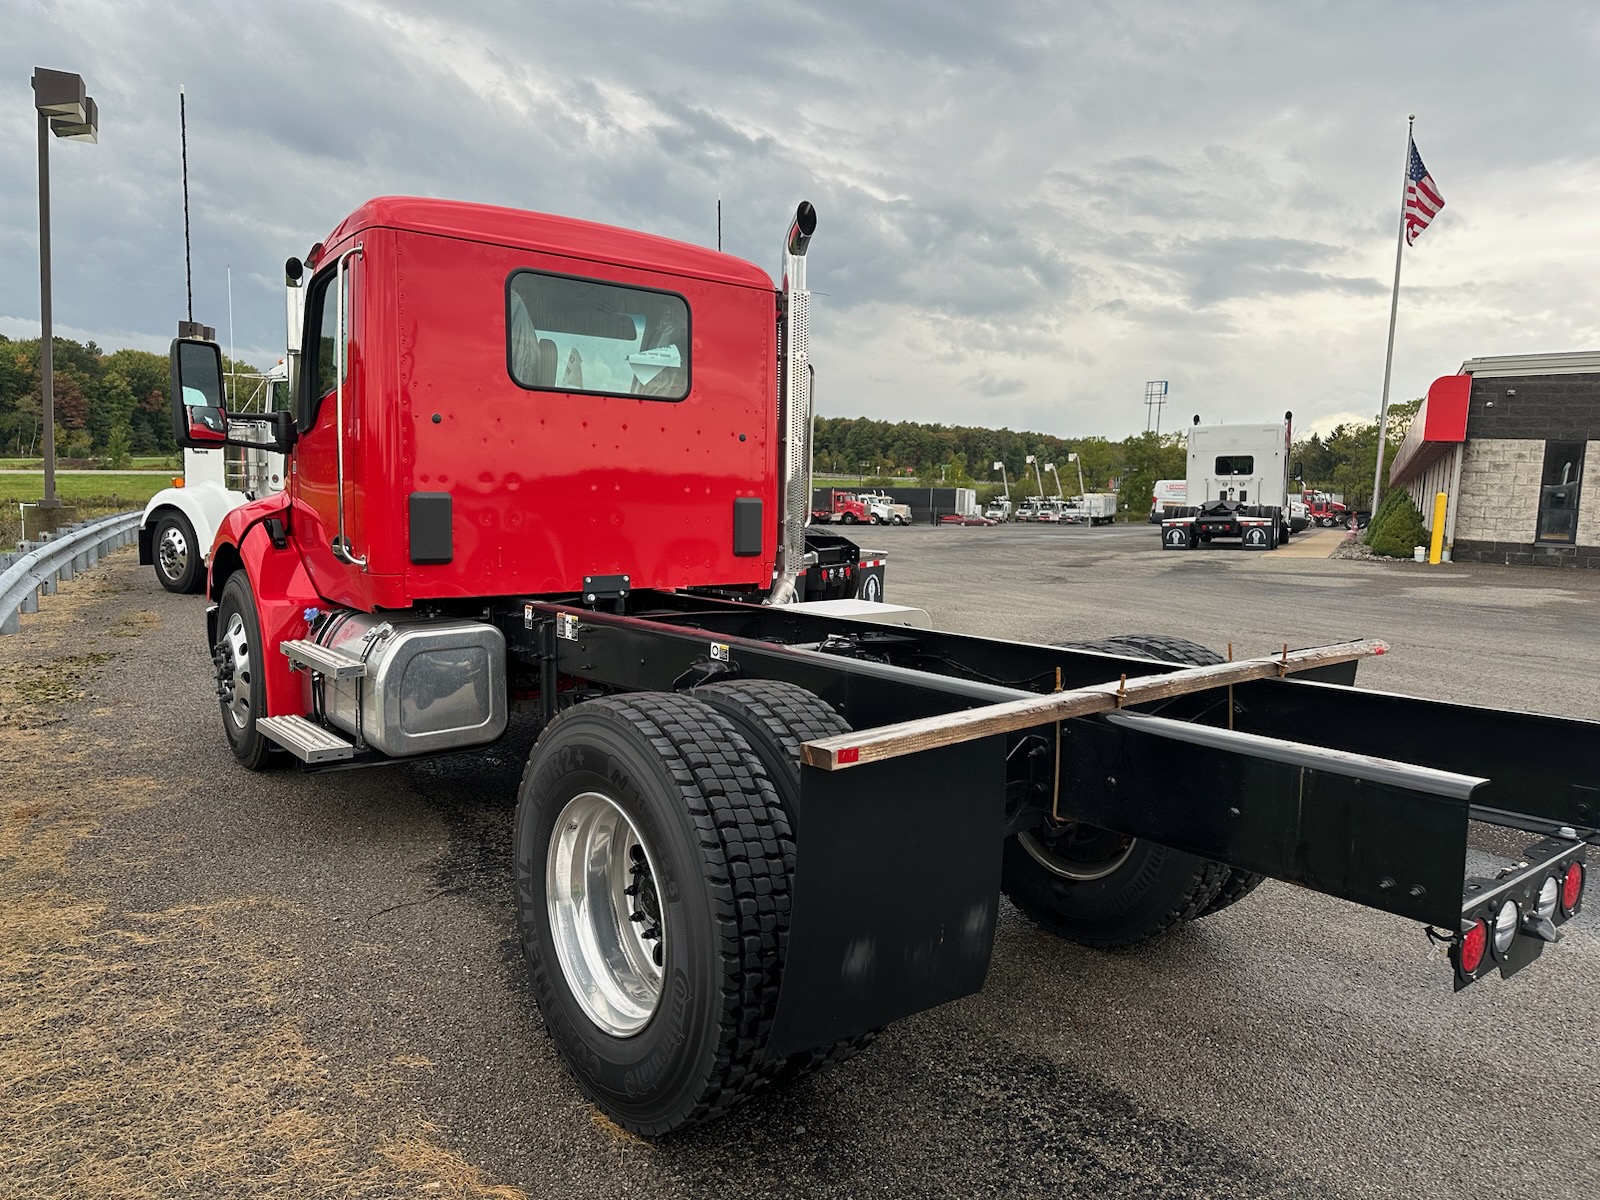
[170,337,229,449]
[270,410,298,454]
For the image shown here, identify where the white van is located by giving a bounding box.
[1149,479,1187,524]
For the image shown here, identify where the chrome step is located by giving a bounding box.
[281,638,366,679]
[256,714,356,763]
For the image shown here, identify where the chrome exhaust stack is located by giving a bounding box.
[768,201,817,605]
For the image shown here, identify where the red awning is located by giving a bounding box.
[1390,374,1470,484]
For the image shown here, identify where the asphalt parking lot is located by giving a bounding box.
[2,525,1597,1199]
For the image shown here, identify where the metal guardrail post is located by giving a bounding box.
[0,510,139,636]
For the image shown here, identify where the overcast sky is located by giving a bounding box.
[4,1,1598,439]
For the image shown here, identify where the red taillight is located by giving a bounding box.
[1458,918,1488,975]
[1561,862,1585,915]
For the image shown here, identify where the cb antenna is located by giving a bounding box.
[181,85,193,323]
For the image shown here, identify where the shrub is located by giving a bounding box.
[1366,488,1428,558]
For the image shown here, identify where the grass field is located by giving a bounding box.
[0,473,170,506]
[2,473,168,548]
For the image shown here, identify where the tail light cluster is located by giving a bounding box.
[1453,841,1586,990]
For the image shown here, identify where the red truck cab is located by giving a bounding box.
[190,198,848,731]
[282,197,781,610]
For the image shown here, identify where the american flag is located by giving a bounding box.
[1404,140,1445,245]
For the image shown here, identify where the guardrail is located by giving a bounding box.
[0,511,140,636]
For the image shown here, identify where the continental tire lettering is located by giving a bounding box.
[622,973,691,1097]
[549,1008,604,1081]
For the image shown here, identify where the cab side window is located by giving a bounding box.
[298,267,349,430]
[506,271,691,402]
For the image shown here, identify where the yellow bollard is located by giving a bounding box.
[1428,491,1448,564]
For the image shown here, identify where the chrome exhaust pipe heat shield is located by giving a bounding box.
[768,201,817,605]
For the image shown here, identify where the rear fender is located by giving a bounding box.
[208,492,324,719]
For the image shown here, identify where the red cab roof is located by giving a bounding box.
[316,196,776,291]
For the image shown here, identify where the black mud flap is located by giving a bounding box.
[767,736,1006,1058]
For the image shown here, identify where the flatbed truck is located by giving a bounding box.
[168,196,1592,1137]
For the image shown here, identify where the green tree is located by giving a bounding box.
[1117,431,1187,522]
[1366,486,1428,557]
[103,423,133,469]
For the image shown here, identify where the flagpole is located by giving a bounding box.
[1371,113,1416,512]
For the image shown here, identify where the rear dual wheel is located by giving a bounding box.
[1003,635,1265,945]
[516,684,863,1135]
[691,680,879,1083]
[515,692,794,1135]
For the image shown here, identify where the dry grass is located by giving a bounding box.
[0,560,527,1199]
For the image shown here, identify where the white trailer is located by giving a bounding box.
[1161,413,1293,551]
[138,364,289,592]
[1066,492,1118,525]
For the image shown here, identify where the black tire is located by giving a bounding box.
[1003,835,1231,948]
[153,510,204,594]
[841,512,857,525]
[1024,633,1260,934]
[1061,633,1221,667]
[514,693,794,1136]
[213,572,272,770]
[692,679,880,1081]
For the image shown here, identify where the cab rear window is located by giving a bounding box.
[507,271,690,401]
[1215,456,1255,475]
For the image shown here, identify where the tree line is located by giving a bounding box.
[816,401,1419,518]
[0,335,264,465]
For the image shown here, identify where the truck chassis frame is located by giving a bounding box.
[453,592,1595,1050]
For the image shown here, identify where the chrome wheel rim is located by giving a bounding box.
[158,525,189,582]
[1019,824,1136,881]
[219,610,253,730]
[547,791,664,1037]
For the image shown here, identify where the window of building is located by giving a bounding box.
[506,271,690,401]
[1215,455,1254,475]
[1536,441,1584,544]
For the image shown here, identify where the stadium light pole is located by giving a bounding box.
[32,67,99,528]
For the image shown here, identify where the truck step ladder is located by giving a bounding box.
[281,638,367,679]
[256,714,356,763]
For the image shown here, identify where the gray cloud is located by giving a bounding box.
[4,1,1599,436]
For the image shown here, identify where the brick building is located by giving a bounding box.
[1390,352,1600,567]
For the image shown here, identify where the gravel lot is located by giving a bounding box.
[3,525,1597,1199]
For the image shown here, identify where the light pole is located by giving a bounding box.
[31,67,99,531]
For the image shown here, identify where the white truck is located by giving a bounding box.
[1161,412,1294,551]
[1148,478,1187,524]
[858,490,913,525]
[138,364,290,592]
[1064,492,1118,525]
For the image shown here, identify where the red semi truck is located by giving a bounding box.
[170,196,1590,1137]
